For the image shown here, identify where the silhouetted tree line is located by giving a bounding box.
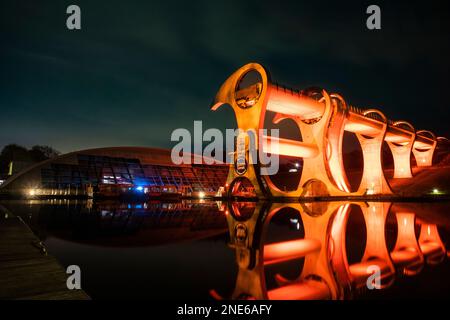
[0,144,60,175]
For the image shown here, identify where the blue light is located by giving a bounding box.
[135,186,144,192]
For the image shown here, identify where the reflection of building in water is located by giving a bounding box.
[0,147,228,199]
[3,200,228,247]
[212,201,447,300]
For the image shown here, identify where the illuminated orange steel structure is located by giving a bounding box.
[386,122,416,178]
[412,130,437,167]
[211,63,442,198]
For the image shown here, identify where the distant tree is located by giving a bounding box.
[0,144,32,174]
[29,145,61,162]
[0,144,61,175]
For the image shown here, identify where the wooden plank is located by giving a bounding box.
[0,216,90,300]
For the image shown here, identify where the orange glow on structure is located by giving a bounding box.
[267,280,330,300]
[330,202,395,290]
[412,131,437,167]
[355,110,393,195]
[266,84,325,120]
[261,135,319,158]
[220,201,447,301]
[387,121,415,179]
[418,223,446,265]
[263,239,321,265]
[210,62,441,199]
[390,213,424,275]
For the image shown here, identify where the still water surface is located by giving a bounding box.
[1,200,449,299]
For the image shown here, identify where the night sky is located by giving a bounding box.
[1,0,449,153]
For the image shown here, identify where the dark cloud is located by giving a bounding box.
[1,0,449,153]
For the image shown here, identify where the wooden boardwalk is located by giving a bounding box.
[0,215,89,300]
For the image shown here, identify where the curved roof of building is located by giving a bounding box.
[1,146,223,190]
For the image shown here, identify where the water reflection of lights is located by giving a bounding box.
[215,201,447,300]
